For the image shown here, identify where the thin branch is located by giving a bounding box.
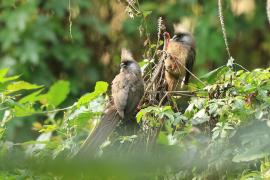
[171,53,207,86]
[158,92,168,107]
[145,59,164,91]
[36,105,75,114]
[234,63,250,72]
[68,0,73,40]
[146,90,206,94]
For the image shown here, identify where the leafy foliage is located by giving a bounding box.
[2,66,268,179]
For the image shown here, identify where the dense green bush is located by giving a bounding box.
[0,66,269,179]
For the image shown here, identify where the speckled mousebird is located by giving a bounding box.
[163,30,196,91]
[78,49,144,156]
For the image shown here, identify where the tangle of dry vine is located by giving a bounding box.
[218,0,231,59]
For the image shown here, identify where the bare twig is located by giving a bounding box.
[35,105,75,114]
[68,0,73,40]
[145,58,165,91]
[234,63,250,72]
[158,92,168,107]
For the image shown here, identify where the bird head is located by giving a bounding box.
[172,32,195,48]
[120,49,141,76]
[163,32,171,50]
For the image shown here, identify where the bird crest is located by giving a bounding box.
[121,48,134,62]
[173,17,195,34]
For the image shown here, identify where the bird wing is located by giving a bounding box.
[112,73,129,118]
[184,47,196,85]
[126,74,144,115]
[112,73,144,118]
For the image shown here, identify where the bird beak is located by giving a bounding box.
[120,62,126,68]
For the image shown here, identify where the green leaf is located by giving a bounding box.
[136,106,157,123]
[0,68,9,78]
[0,68,20,83]
[14,104,35,117]
[201,66,229,84]
[77,81,108,107]
[39,80,70,107]
[192,109,210,125]
[19,89,44,104]
[0,75,20,83]
[69,111,99,129]
[39,125,58,133]
[136,110,145,123]
[142,10,152,18]
[138,59,150,68]
[162,106,172,112]
[6,81,42,93]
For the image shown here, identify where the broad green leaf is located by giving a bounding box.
[94,81,109,94]
[39,80,70,107]
[77,81,108,107]
[6,81,42,93]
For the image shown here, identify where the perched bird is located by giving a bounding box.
[78,49,144,156]
[163,30,196,91]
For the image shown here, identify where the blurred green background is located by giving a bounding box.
[0,0,269,101]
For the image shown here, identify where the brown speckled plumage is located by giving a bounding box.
[78,49,144,157]
[164,32,196,91]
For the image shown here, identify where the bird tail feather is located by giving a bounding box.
[77,107,121,157]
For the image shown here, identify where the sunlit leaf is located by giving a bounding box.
[19,89,44,104]
[6,81,42,93]
[14,103,35,117]
[0,68,9,78]
[77,81,108,107]
[0,75,20,83]
[39,80,70,107]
